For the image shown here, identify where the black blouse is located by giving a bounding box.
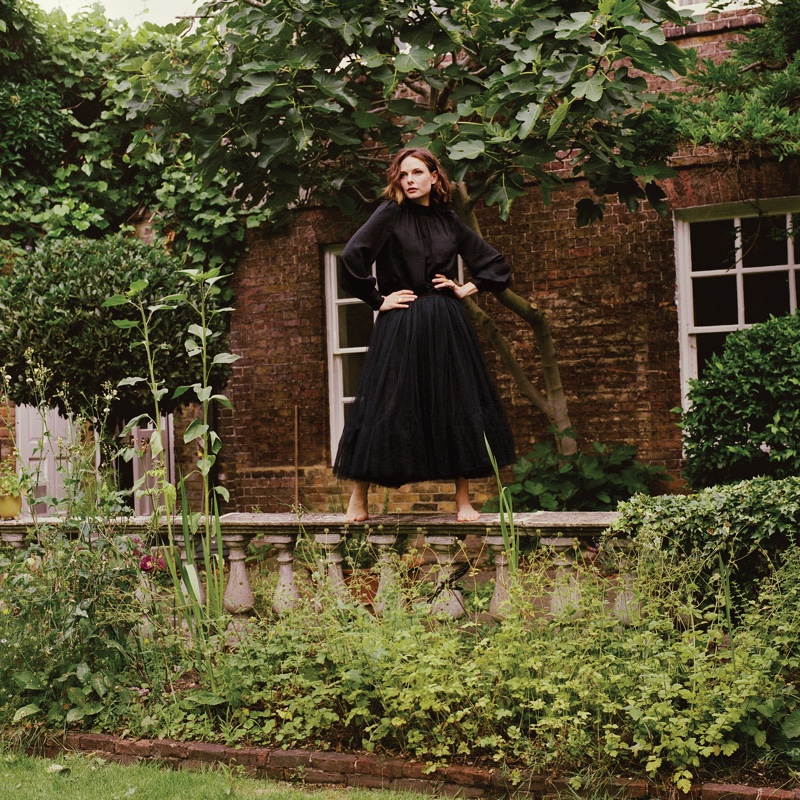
[339,199,511,311]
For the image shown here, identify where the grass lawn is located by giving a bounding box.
[0,752,433,800]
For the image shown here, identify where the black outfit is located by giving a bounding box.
[333,199,515,488]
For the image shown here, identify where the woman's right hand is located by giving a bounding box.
[379,290,417,311]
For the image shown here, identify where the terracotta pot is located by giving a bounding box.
[0,494,22,520]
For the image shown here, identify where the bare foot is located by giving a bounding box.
[456,501,480,523]
[455,477,480,522]
[345,481,370,522]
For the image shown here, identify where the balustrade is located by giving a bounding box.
[1,511,623,623]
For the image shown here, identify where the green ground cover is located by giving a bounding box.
[0,751,428,800]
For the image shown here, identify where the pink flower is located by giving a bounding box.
[139,554,166,573]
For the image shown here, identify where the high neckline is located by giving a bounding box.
[404,200,437,216]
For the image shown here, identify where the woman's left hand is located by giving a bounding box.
[432,274,477,300]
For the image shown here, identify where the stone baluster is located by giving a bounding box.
[266,534,300,614]
[425,533,466,619]
[222,532,256,616]
[608,538,640,626]
[314,529,346,597]
[541,536,581,619]
[485,534,512,619]
[366,529,401,616]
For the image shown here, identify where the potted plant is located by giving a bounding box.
[0,452,29,519]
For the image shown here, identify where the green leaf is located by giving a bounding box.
[102,294,128,307]
[13,671,44,690]
[235,73,277,104]
[548,99,572,139]
[13,704,42,723]
[516,103,542,139]
[781,709,800,740]
[183,418,210,443]
[212,352,241,365]
[572,73,605,103]
[449,140,485,160]
[312,74,357,108]
[394,45,431,74]
[112,319,139,329]
[127,279,149,295]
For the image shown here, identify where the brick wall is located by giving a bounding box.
[206,10,800,514]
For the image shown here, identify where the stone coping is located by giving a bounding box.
[1,510,619,542]
[36,733,799,800]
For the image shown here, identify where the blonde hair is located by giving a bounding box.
[382,148,453,206]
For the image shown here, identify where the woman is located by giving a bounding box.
[333,147,515,522]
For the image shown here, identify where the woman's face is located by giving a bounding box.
[398,155,438,205]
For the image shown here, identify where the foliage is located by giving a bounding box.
[0,235,231,424]
[606,475,800,610]
[14,546,792,790]
[0,452,30,497]
[120,0,692,226]
[679,314,800,488]
[4,518,800,787]
[0,2,262,269]
[0,529,178,729]
[0,0,49,81]
[670,0,800,160]
[486,435,668,511]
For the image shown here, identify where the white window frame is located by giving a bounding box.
[325,246,376,463]
[674,197,800,408]
[325,246,465,463]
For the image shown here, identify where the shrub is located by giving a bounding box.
[0,235,231,425]
[605,475,800,610]
[485,437,667,512]
[680,314,800,488]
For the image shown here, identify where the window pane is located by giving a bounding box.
[690,220,736,272]
[741,215,788,268]
[338,303,374,348]
[695,332,731,378]
[692,275,738,326]
[743,271,790,324]
[336,257,355,300]
[341,352,366,396]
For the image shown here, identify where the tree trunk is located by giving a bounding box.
[453,182,577,456]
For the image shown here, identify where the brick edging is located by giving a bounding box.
[32,733,799,799]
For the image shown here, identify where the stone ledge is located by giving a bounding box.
[0,511,619,544]
[33,734,799,800]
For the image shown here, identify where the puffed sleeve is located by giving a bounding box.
[339,201,401,311]
[452,213,511,293]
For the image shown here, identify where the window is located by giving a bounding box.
[325,246,376,462]
[324,246,466,462]
[675,199,800,401]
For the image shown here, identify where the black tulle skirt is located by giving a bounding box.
[333,294,515,488]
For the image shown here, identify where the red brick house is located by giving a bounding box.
[211,11,800,514]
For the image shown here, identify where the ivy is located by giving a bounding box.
[0,2,258,271]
